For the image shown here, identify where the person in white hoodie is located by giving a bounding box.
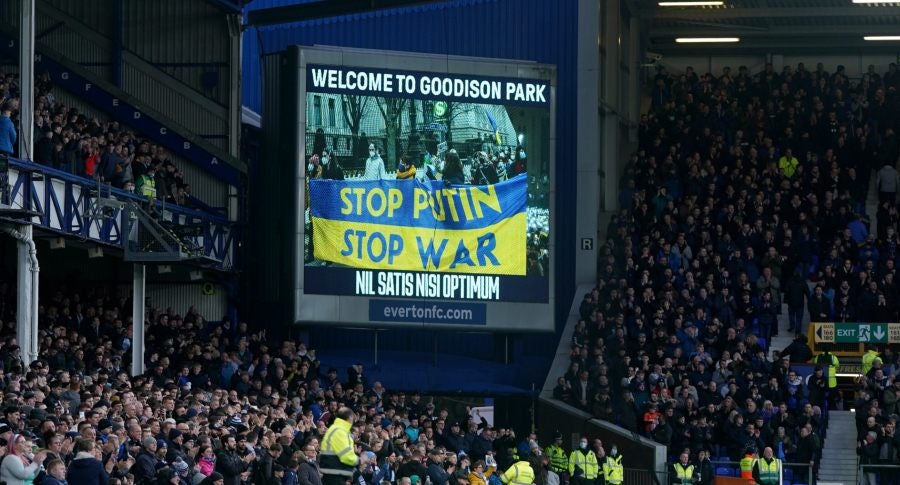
[362,144,388,181]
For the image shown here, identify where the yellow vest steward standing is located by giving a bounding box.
[862,349,880,376]
[816,351,839,388]
[320,408,360,485]
[545,441,568,475]
[569,448,599,480]
[754,458,781,485]
[603,454,623,485]
[502,461,536,485]
[671,463,695,485]
[739,455,757,480]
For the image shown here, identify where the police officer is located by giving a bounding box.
[568,437,598,485]
[320,407,364,485]
[545,433,568,481]
[602,446,623,485]
[753,447,781,485]
[502,459,536,485]
[670,452,696,485]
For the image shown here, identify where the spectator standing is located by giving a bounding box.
[427,449,452,485]
[858,431,880,485]
[65,438,110,485]
[695,450,713,485]
[877,161,900,204]
[298,444,322,485]
[0,102,16,156]
[215,435,253,485]
[0,433,48,485]
[132,436,159,483]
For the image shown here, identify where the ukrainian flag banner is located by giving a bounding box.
[310,175,527,275]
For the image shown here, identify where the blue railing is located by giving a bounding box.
[6,157,236,270]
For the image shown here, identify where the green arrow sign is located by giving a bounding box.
[833,323,888,343]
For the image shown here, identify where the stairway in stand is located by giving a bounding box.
[817,411,858,485]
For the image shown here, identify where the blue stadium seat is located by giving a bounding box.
[758,337,767,349]
[783,469,793,481]
[715,467,733,477]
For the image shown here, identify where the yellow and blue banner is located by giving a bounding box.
[310,175,527,275]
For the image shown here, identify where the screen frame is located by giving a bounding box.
[292,46,557,332]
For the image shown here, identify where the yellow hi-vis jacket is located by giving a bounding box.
[862,350,880,376]
[739,455,757,480]
[603,455,624,485]
[545,444,568,474]
[319,417,358,477]
[754,458,781,485]
[816,352,840,388]
[672,463,694,485]
[568,449,599,479]
[501,461,536,485]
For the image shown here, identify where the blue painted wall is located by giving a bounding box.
[242,0,580,393]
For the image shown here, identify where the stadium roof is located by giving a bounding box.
[638,0,900,53]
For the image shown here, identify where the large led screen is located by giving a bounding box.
[303,65,550,305]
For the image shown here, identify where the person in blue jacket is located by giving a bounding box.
[0,102,16,156]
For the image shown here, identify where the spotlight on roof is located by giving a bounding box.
[675,37,741,43]
[659,1,724,5]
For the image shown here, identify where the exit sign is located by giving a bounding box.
[813,322,899,344]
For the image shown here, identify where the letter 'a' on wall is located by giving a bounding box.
[269,46,556,332]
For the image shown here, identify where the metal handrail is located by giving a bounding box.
[8,157,229,225]
[709,460,814,485]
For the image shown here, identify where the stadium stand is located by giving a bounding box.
[0,68,201,207]
[0,280,542,485]
[551,61,900,484]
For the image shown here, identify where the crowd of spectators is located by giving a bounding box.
[0,281,553,485]
[0,68,197,207]
[553,61,900,480]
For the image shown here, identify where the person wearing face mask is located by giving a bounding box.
[601,446,622,485]
[567,438,598,485]
[363,144,388,181]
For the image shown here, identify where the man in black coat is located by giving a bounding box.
[131,437,159,484]
[216,435,254,485]
[298,443,323,485]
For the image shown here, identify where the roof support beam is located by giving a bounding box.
[648,6,900,19]
[650,25,900,37]
[247,0,447,27]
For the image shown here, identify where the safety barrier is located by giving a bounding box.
[710,460,813,485]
